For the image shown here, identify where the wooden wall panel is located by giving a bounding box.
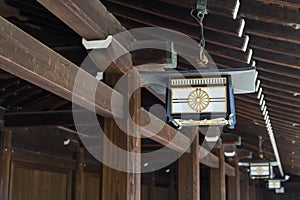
[153,187,169,200]
[141,185,148,200]
[83,172,100,200]
[141,184,175,200]
[9,164,70,200]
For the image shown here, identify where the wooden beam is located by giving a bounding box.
[86,37,132,73]
[0,16,124,119]
[225,162,235,177]
[102,70,141,200]
[140,109,191,154]
[37,0,125,40]
[0,128,11,200]
[224,144,237,155]
[11,147,75,172]
[178,128,200,200]
[236,149,252,159]
[200,147,219,168]
[222,133,241,145]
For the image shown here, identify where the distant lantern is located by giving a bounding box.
[249,161,271,180]
[275,187,285,194]
[268,179,281,189]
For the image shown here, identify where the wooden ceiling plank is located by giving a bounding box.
[254,48,300,70]
[245,19,300,44]
[236,95,300,117]
[0,83,30,101]
[250,35,300,59]
[255,0,300,10]
[22,94,62,112]
[236,97,300,121]
[256,61,300,80]
[119,17,246,52]
[235,101,300,123]
[158,0,240,19]
[107,0,243,37]
[240,0,300,28]
[6,88,42,106]
[235,109,300,134]
[261,81,299,95]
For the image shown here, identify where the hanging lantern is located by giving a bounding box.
[166,75,235,128]
[275,187,285,194]
[249,161,271,180]
[268,179,281,189]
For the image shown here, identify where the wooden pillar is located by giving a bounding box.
[0,128,12,200]
[102,70,141,200]
[178,128,200,200]
[227,175,236,200]
[210,147,226,200]
[235,160,241,200]
[168,171,176,200]
[227,160,240,200]
[75,148,84,200]
[249,183,256,200]
[240,174,249,200]
[147,172,155,200]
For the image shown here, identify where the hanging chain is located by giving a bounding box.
[191,1,208,66]
[258,136,264,159]
[198,12,208,66]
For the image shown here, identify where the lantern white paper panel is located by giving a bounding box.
[250,165,270,176]
[268,180,281,189]
[171,87,227,114]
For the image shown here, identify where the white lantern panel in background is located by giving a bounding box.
[171,87,227,114]
[268,180,281,189]
[250,163,270,179]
